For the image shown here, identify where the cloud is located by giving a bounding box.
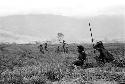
[0,0,124,17]
[97,6,125,16]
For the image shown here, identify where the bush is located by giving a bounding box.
[0,65,48,84]
[45,68,64,82]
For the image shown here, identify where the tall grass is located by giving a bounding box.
[0,43,125,84]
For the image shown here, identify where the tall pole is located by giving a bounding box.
[89,22,94,47]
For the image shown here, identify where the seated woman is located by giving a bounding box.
[93,41,115,64]
[73,45,87,67]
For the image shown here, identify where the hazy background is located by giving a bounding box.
[0,0,124,43]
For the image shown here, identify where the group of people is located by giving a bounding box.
[38,41,123,68]
[56,40,68,53]
[38,40,69,54]
[73,41,118,68]
[38,43,48,54]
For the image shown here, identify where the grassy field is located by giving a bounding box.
[0,42,125,84]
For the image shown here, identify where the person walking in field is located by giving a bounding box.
[62,40,67,53]
[56,46,60,53]
[38,44,44,54]
[44,42,48,51]
[65,46,69,53]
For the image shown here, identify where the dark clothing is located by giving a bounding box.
[93,41,114,64]
[44,43,48,51]
[77,45,86,61]
[73,60,84,67]
[62,40,66,53]
[73,45,87,67]
[99,48,114,63]
[56,46,60,53]
[78,51,86,62]
[38,45,44,54]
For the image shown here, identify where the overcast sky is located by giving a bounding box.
[0,0,124,17]
[0,0,124,43]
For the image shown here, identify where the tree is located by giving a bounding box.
[57,33,64,43]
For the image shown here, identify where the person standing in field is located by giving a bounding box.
[62,40,67,53]
[44,42,48,51]
[56,46,60,53]
[38,44,44,54]
[65,46,69,53]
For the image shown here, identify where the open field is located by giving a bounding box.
[0,42,125,84]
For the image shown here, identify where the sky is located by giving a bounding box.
[0,0,124,43]
[0,0,124,17]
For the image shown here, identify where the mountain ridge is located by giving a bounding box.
[0,14,124,43]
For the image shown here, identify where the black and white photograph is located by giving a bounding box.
[0,0,125,84]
